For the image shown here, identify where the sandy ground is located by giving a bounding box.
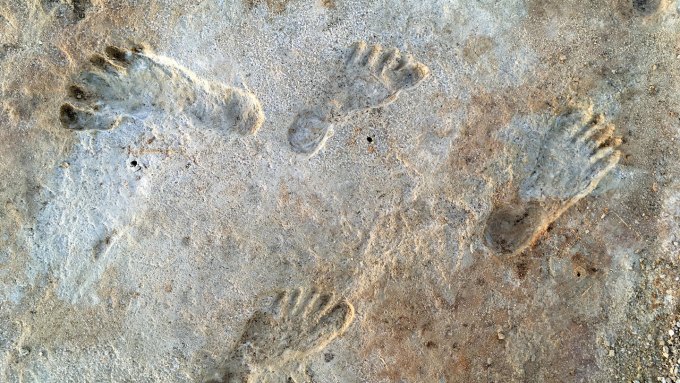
[1,0,680,382]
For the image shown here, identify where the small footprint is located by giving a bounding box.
[207,287,354,382]
[59,45,264,135]
[484,107,622,256]
[288,41,430,156]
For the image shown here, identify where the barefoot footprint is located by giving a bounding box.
[207,287,355,383]
[59,45,264,135]
[484,108,622,256]
[288,41,430,156]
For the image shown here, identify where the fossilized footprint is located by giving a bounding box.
[59,45,264,134]
[206,287,354,383]
[288,41,430,156]
[484,108,622,256]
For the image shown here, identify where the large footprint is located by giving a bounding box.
[59,45,264,135]
[288,41,430,156]
[207,287,354,383]
[484,108,622,256]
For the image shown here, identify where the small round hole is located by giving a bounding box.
[130,160,138,167]
[367,136,373,143]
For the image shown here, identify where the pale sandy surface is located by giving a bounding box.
[1,0,680,382]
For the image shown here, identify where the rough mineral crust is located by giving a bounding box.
[1,0,679,382]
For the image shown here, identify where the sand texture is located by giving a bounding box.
[1,0,680,382]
